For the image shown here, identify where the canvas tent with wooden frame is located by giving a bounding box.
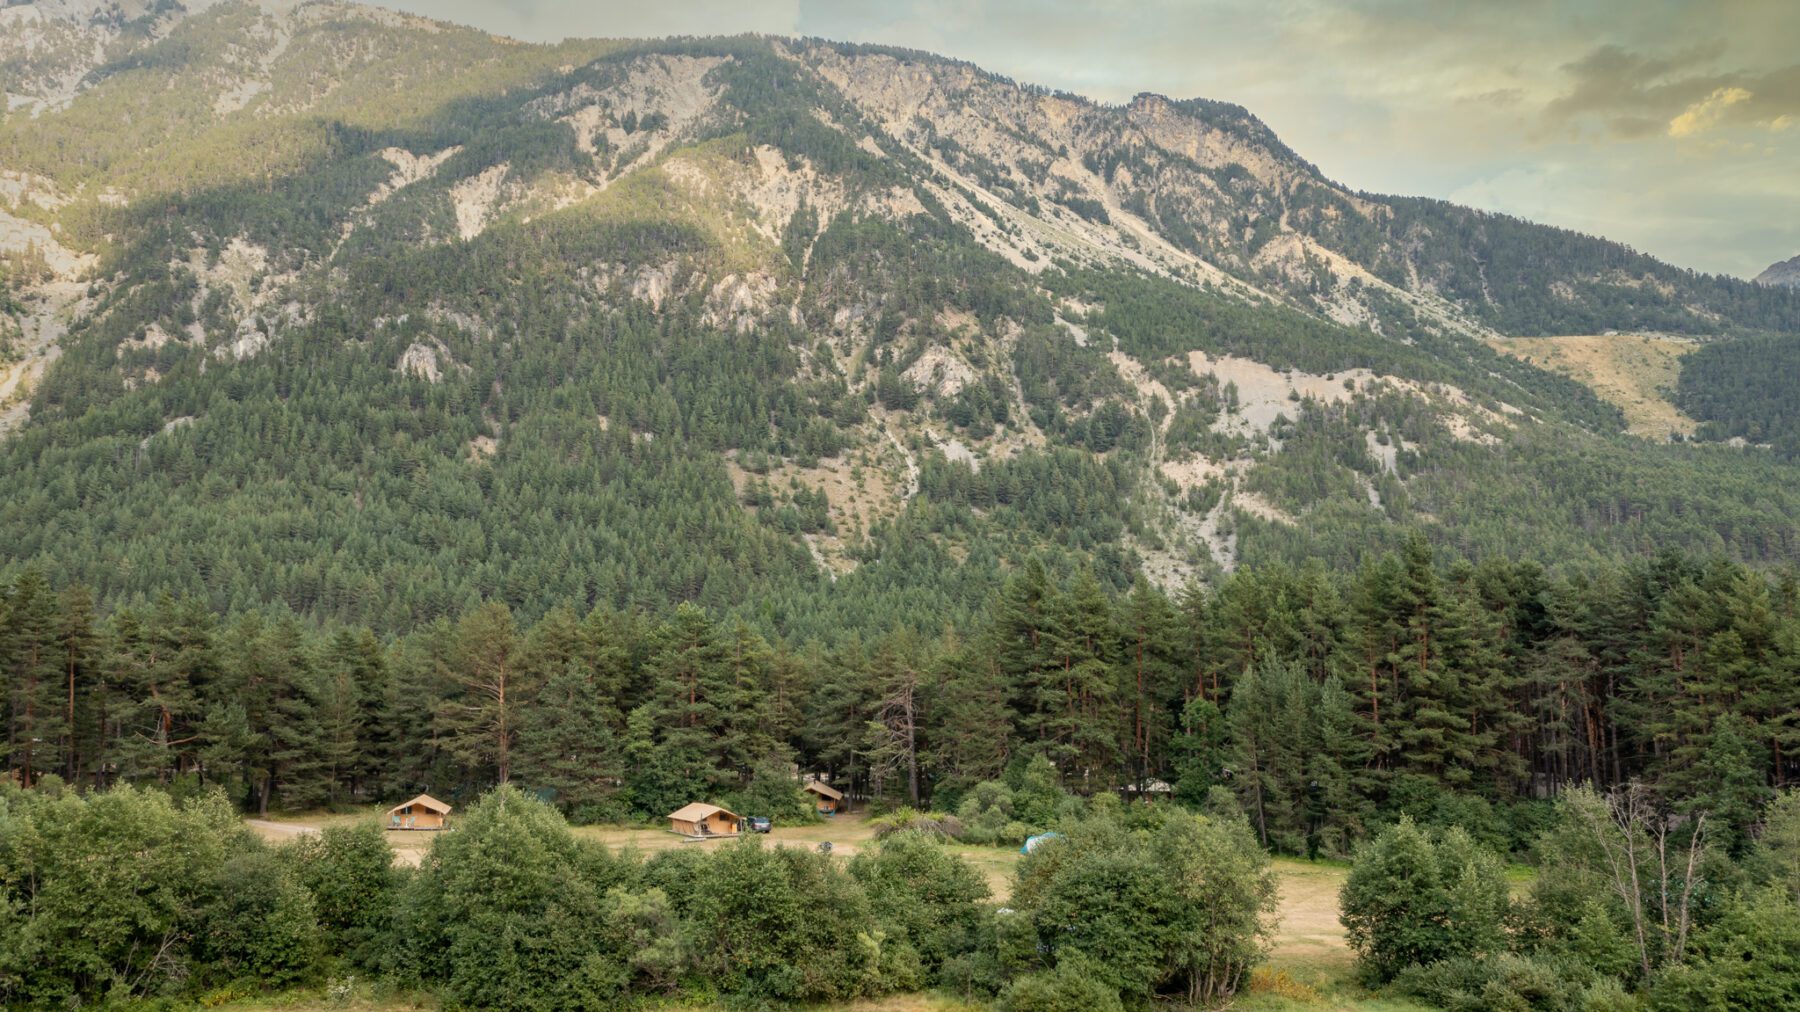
[804,781,844,814]
[667,802,742,839]
[387,793,452,830]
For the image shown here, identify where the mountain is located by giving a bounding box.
[3,0,1800,635]
[1756,254,1800,288]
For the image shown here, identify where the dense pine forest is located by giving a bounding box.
[6,540,1796,852]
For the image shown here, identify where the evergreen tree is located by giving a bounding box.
[2,568,60,785]
[1116,577,1181,794]
[514,666,623,817]
[435,602,525,786]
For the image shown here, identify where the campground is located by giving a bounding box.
[241,805,1431,1008]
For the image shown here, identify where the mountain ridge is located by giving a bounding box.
[3,1,1799,634]
[1756,254,1800,288]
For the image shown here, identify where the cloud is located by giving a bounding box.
[1539,41,1800,140]
[1669,86,1753,137]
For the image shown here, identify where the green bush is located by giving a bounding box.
[0,784,251,1005]
[1008,809,1276,1005]
[725,762,820,825]
[684,837,901,1001]
[196,848,323,988]
[593,886,685,995]
[868,806,964,839]
[399,786,621,1010]
[957,780,1025,846]
[290,823,396,970]
[1650,886,1800,1010]
[1340,817,1510,983]
[997,955,1126,1012]
[1394,952,1603,1011]
[850,830,991,979]
[1746,788,1800,899]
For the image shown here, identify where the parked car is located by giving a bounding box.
[746,816,772,833]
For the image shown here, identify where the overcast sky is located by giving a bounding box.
[377,0,1800,279]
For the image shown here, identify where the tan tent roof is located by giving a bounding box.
[804,782,844,801]
[389,793,452,815]
[668,802,738,822]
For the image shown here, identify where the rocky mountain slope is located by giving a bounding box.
[3,0,1799,633]
[1755,254,1800,288]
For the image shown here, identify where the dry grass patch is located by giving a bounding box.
[1490,334,1697,438]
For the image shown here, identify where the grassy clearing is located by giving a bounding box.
[1233,857,1423,1010]
[1488,333,1697,438]
[243,812,1513,1010]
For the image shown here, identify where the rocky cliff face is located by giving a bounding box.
[1754,255,1800,288]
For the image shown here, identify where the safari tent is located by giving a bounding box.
[387,793,452,830]
[667,802,742,838]
[804,781,845,814]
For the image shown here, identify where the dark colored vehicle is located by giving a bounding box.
[746,816,772,833]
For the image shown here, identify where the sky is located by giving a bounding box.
[378,0,1800,279]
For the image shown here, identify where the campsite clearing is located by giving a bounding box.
[242,809,1449,1008]
[229,808,1439,1009]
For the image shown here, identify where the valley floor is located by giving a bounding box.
[241,808,1433,1010]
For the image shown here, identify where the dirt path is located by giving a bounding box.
[245,818,320,838]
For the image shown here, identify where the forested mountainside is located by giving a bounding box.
[2,0,1799,640]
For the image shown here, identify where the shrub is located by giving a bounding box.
[290,823,396,969]
[725,761,820,825]
[1650,886,1800,1010]
[684,837,900,1001]
[399,786,620,1010]
[997,955,1125,1012]
[1340,817,1510,983]
[1564,899,1638,982]
[1394,952,1597,1011]
[196,848,323,988]
[850,830,991,979]
[1008,809,1276,1004]
[593,886,684,995]
[0,784,250,1005]
[868,807,963,839]
[1746,787,1800,899]
[957,780,1025,846]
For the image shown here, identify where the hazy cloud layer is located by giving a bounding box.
[378,0,1800,279]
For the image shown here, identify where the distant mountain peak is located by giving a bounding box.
[1754,254,1800,288]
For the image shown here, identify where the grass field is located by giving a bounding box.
[240,808,1454,1010]
[1488,333,1697,439]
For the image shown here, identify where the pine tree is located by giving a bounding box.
[54,583,97,785]
[1116,577,1181,794]
[113,595,217,784]
[2,568,60,785]
[513,666,622,816]
[643,603,735,793]
[435,601,525,786]
[1386,539,1485,789]
[1688,712,1769,855]
[322,627,392,797]
[863,632,925,806]
[924,634,1015,797]
[1227,659,1313,851]
[1171,696,1228,806]
[1041,569,1120,790]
